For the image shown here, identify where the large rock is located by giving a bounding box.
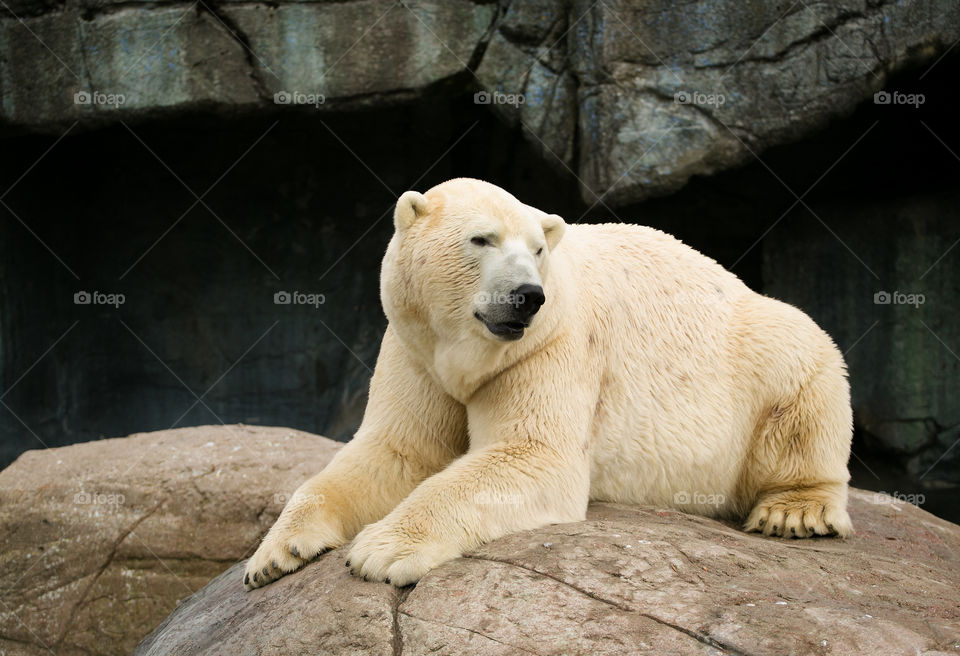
[3,0,959,204]
[136,490,960,656]
[0,425,341,656]
[478,0,960,204]
[0,0,497,134]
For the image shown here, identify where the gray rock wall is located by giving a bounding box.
[4,0,959,204]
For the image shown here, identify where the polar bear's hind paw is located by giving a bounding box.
[744,487,852,539]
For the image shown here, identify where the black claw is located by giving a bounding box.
[385,577,391,585]
[244,573,250,585]
[253,572,260,583]
[758,519,765,527]
[827,523,835,532]
[262,567,269,577]
[291,545,299,557]
[771,525,778,532]
[345,560,351,567]
[362,575,368,582]
[790,527,797,536]
[271,561,278,570]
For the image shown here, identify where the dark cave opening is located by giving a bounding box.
[1,54,958,520]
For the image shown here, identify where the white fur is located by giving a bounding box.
[244,178,853,589]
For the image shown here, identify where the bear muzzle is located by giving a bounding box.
[474,284,545,341]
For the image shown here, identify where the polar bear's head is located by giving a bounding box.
[382,178,566,346]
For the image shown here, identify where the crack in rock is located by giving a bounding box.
[464,553,751,656]
[391,585,411,656]
[52,498,166,652]
[399,609,545,656]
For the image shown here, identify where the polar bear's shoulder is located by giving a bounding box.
[561,223,739,285]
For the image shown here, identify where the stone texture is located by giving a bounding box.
[137,490,960,656]
[3,0,960,203]
[0,0,497,134]
[0,425,342,656]
[486,0,960,204]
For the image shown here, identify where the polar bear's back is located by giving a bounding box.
[559,223,829,512]
[559,223,750,351]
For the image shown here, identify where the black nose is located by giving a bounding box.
[511,284,545,318]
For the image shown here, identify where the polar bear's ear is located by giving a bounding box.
[394,191,430,232]
[541,213,566,250]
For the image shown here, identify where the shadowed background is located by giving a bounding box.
[2,0,959,523]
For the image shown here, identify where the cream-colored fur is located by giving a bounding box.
[244,178,853,589]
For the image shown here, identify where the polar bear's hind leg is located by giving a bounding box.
[737,298,853,538]
[740,335,854,539]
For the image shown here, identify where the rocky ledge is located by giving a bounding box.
[137,491,960,656]
[3,0,959,203]
[0,425,341,656]
[2,426,958,656]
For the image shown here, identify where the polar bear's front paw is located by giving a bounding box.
[346,519,460,587]
[244,514,344,590]
[744,487,853,538]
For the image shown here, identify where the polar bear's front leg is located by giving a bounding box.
[347,342,596,586]
[346,441,591,586]
[244,329,466,589]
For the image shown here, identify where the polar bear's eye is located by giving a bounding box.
[536,247,544,255]
[470,236,489,247]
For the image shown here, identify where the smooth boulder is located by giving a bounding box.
[136,489,960,656]
[0,425,341,656]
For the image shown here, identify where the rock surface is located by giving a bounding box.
[0,425,341,656]
[136,489,960,656]
[3,0,959,204]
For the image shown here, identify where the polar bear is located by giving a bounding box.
[244,178,853,589]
